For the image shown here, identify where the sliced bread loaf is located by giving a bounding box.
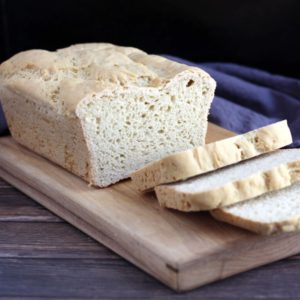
[0,43,216,187]
[155,149,300,211]
[211,182,300,235]
[131,120,292,191]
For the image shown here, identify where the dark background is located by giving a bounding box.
[1,0,300,78]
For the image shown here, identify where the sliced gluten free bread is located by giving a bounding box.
[131,120,292,191]
[211,182,300,235]
[155,149,300,211]
[0,43,216,187]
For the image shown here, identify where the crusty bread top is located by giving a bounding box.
[0,43,213,116]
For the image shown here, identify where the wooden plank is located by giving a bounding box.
[0,182,61,222]
[0,258,162,299]
[0,205,61,222]
[0,221,112,259]
[0,179,11,187]
[0,124,299,292]
[0,258,300,299]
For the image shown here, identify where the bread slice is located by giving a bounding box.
[131,120,292,191]
[0,43,215,187]
[155,149,300,211]
[211,182,300,235]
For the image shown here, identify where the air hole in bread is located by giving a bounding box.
[186,80,194,87]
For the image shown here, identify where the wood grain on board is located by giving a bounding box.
[0,123,299,292]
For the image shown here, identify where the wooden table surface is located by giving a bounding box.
[1,179,300,298]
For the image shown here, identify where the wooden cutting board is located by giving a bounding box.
[1,123,300,292]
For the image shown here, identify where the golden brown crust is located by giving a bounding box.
[0,43,211,116]
[155,160,300,212]
[131,120,292,191]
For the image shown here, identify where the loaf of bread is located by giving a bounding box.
[0,43,216,187]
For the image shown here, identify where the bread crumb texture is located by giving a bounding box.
[211,181,300,235]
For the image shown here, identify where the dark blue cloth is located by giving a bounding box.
[164,55,300,148]
[0,58,299,147]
